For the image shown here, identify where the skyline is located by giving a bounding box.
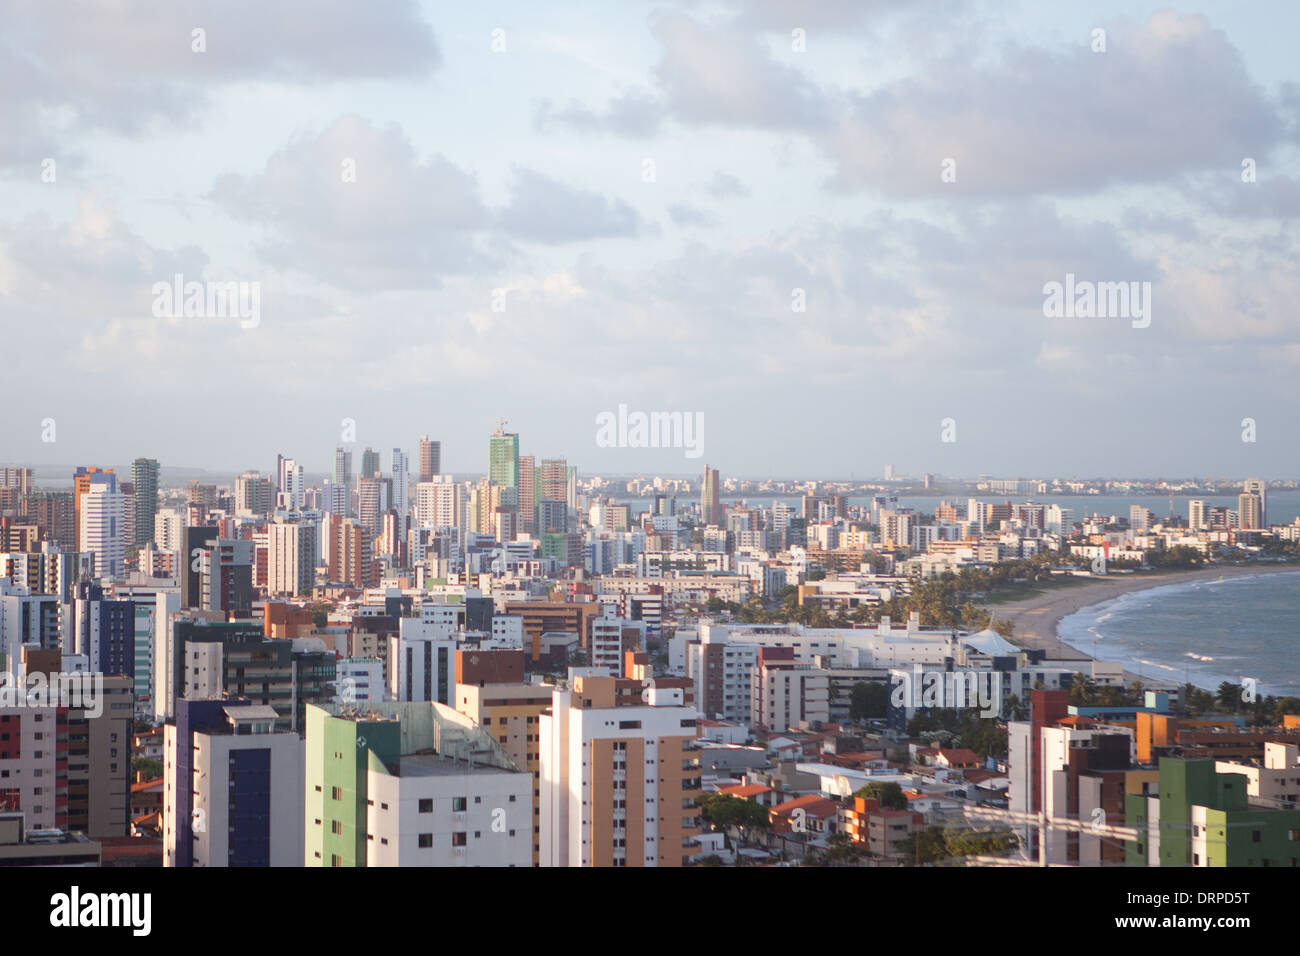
[2,1,1299,476]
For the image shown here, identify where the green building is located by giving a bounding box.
[1127,757,1300,866]
[488,431,519,488]
[130,457,159,547]
[304,701,529,867]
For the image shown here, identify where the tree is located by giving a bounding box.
[131,756,162,781]
[853,781,907,810]
[849,681,889,721]
[896,827,947,865]
[698,794,770,846]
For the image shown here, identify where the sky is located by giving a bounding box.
[1,0,1298,481]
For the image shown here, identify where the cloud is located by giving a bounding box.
[0,0,439,169]
[667,203,716,227]
[210,115,493,289]
[649,11,834,130]
[497,168,644,242]
[704,171,751,199]
[822,12,1292,197]
[533,90,664,137]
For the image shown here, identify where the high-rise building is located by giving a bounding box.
[539,675,703,867]
[164,698,304,867]
[1129,505,1151,533]
[1243,479,1266,527]
[356,476,387,538]
[415,476,463,530]
[79,480,125,579]
[417,436,441,483]
[701,467,721,527]
[130,458,159,548]
[1237,493,1262,530]
[267,521,317,596]
[235,471,275,517]
[333,447,352,489]
[489,428,520,489]
[538,458,568,506]
[360,448,380,480]
[0,651,132,838]
[1188,499,1207,530]
[488,431,517,489]
[305,700,531,867]
[73,581,135,677]
[390,448,409,522]
[517,455,536,533]
[454,650,550,866]
[276,457,304,511]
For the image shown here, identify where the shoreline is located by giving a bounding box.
[983,563,1300,688]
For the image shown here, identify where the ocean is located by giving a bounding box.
[1057,571,1300,697]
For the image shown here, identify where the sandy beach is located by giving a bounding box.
[983,564,1300,684]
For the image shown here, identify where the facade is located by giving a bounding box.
[130,458,160,548]
[0,662,132,839]
[1127,757,1300,867]
[539,675,703,867]
[701,467,721,527]
[417,436,441,483]
[749,647,830,733]
[304,701,531,867]
[488,430,520,489]
[79,482,125,580]
[163,698,304,867]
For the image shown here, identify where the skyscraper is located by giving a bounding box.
[360,448,380,480]
[333,447,352,488]
[276,456,304,511]
[488,427,519,488]
[1237,493,1262,530]
[417,436,441,482]
[518,455,536,533]
[79,481,126,579]
[1243,478,1266,527]
[1188,499,1207,530]
[701,466,721,527]
[131,458,159,548]
[391,448,409,523]
[539,458,568,503]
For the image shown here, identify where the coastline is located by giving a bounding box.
[983,564,1300,687]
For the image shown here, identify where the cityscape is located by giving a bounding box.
[2,0,1297,931]
[1,447,1298,873]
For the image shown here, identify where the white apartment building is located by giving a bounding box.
[539,679,702,867]
[79,484,125,579]
[163,704,304,867]
[388,617,457,705]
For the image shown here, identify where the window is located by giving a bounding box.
[452,832,467,847]
[418,799,433,813]
[331,820,342,834]
[418,834,433,848]
[452,797,467,811]
[331,787,341,800]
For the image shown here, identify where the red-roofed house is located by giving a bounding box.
[716,783,776,807]
[769,794,841,836]
[930,747,981,769]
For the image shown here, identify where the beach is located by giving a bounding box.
[983,564,1300,684]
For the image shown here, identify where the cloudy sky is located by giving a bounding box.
[2,0,1298,480]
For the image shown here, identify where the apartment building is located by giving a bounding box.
[305,700,531,867]
[540,675,703,867]
[163,698,304,866]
